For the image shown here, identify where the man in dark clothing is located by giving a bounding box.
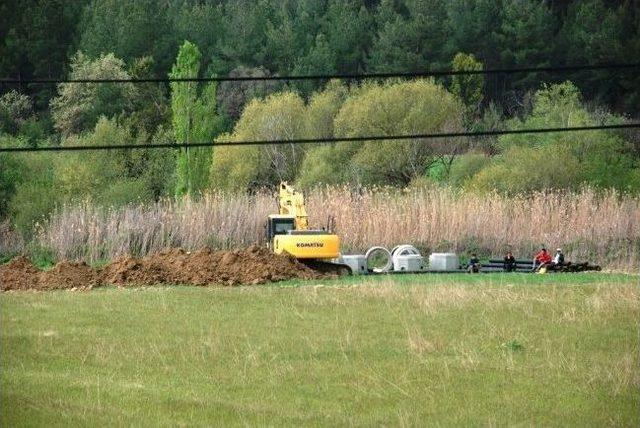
[503,251,516,272]
[467,253,481,273]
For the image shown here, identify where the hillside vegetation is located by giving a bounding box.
[1,0,639,261]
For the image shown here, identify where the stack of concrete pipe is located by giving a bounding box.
[340,245,425,274]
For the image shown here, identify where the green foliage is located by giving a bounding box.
[297,143,359,188]
[302,80,465,188]
[211,91,307,191]
[0,91,32,134]
[334,80,464,186]
[25,244,57,270]
[50,52,138,136]
[450,53,484,113]
[323,0,373,73]
[0,0,88,109]
[367,0,448,72]
[49,117,175,210]
[8,155,58,236]
[79,0,176,75]
[141,126,177,200]
[498,0,556,89]
[468,146,583,195]
[126,56,170,135]
[304,80,348,139]
[0,135,29,219]
[55,118,131,199]
[0,91,49,146]
[444,0,504,71]
[468,103,504,154]
[448,152,491,187]
[170,41,201,146]
[17,118,48,147]
[558,0,626,105]
[170,41,224,196]
[296,81,352,188]
[477,81,640,194]
[216,66,279,120]
[0,153,23,219]
[292,34,338,96]
[98,180,154,207]
[4,0,639,118]
[1,0,639,224]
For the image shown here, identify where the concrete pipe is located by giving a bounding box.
[390,245,421,257]
[365,246,393,273]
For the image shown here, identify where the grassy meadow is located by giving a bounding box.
[1,273,638,426]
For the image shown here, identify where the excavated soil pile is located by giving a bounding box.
[40,261,99,290]
[0,256,40,291]
[1,245,325,291]
[101,244,323,286]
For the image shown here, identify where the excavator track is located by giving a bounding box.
[301,260,352,276]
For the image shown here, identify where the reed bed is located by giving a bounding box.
[33,187,640,270]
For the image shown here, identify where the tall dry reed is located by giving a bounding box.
[33,187,640,270]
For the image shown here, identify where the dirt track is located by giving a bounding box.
[0,245,326,291]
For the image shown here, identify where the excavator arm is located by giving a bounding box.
[278,182,309,231]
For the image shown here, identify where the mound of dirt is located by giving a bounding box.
[100,244,322,286]
[0,256,40,291]
[1,245,328,291]
[39,261,98,290]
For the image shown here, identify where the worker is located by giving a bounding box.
[503,251,516,272]
[533,247,552,271]
[552,248,565,267]
[467,253,481,273]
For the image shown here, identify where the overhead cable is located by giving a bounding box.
[1,123,637,153]
[2,63,638,85]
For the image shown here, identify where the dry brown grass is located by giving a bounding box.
[33,187,640,270]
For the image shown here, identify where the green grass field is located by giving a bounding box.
[2,273,638,426]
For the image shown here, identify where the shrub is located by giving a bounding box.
[211,92,307,190]
[467,146,582,194]
[448,152,491,186]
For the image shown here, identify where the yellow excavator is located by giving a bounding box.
[266,182,351,274]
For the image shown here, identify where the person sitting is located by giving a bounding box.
[534,247,552,271]
[552,248,565,266]
[467,253,481,273]
[503,251,516,272]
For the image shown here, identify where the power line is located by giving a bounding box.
[2,63,639,85]
[1,124,637,153]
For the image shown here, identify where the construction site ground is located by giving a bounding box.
[0,245,330,291]
[0,245,608,292]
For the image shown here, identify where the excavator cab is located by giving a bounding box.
[265,215,295,243]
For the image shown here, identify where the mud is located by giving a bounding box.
[1,245,327,291]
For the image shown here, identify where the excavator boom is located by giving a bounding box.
[278,182,309,231]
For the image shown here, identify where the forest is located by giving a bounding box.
[1,0,639,240]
